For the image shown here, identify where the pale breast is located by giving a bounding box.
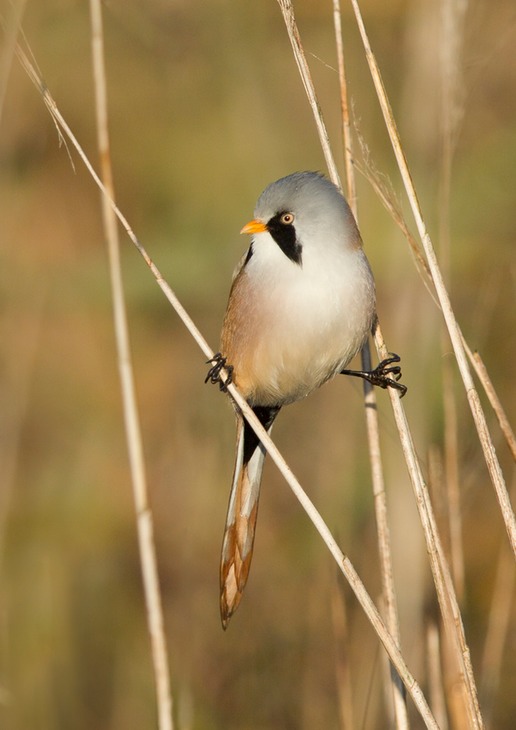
[221,246,375,407]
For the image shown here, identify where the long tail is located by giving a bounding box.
[220,405,280,628]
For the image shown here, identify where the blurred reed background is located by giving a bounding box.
[1,0,515,728]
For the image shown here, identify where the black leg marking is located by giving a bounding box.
[341,353,407,398]
[205,352,234,392]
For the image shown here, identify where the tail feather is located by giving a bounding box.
[220,406,279,628]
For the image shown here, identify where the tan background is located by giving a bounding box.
[1,1,515,728]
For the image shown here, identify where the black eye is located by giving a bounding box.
[279,212,295,226]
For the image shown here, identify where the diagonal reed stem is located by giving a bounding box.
[348,0,515,564]
[276,0,486,727]
[15,33,439,730]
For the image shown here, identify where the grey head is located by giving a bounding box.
[252,172,361,266]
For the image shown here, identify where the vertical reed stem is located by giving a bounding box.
[89,3,174,728]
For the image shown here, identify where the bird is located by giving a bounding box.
[206,171,406,628]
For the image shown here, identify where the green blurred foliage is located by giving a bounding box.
[1,0,515,728]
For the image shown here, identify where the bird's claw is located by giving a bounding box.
[367,354,407,397]
[205,352,234,392]
[341,352,407,398]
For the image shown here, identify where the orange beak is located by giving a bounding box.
[240,219,268,235]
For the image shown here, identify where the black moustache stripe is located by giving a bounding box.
[266,212,302,265]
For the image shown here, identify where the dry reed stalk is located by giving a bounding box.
[275,0,341,189]
[355,146,516,464]
[15,31,439,730]
[467,347,516,462]
[438,0,469,606]
[441,351,465,598]
[220,400,438,727]
[361,340,409,728]
[332,3,408,727]
[480,476,516,729]
[15,43,213,362]
[347,1,516,724]
[348,0,516,565]
[426,620,449,730]
[276,0,482,725]
[336,5,516,720]
[427,444,470,726]
[357,145,516,721]
[353,146,438,304]
[88,3,174,729]
[353,125,515,469]
[384,346,481,728]
[332,0,356,210]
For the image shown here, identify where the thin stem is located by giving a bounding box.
[89,3,174,729]
[355,146,516,463]
[333,2,408,727]
[277,0,482,724]
[379,320,482,729]
[349,0,515,565]
[15,42,214,365]
[480,533,515,729]
[276,0,481,725]
[426,620,450,729]
[276,0,341,187]
[467,347,516,462]
[332,0,356,210]
[231,398,439,729]
[439,0,469,606]
[16,35,438,728]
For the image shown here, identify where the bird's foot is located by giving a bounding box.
[205,352,234,392]
[341,353,407,398]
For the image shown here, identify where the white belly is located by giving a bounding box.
[224,245,376,407]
